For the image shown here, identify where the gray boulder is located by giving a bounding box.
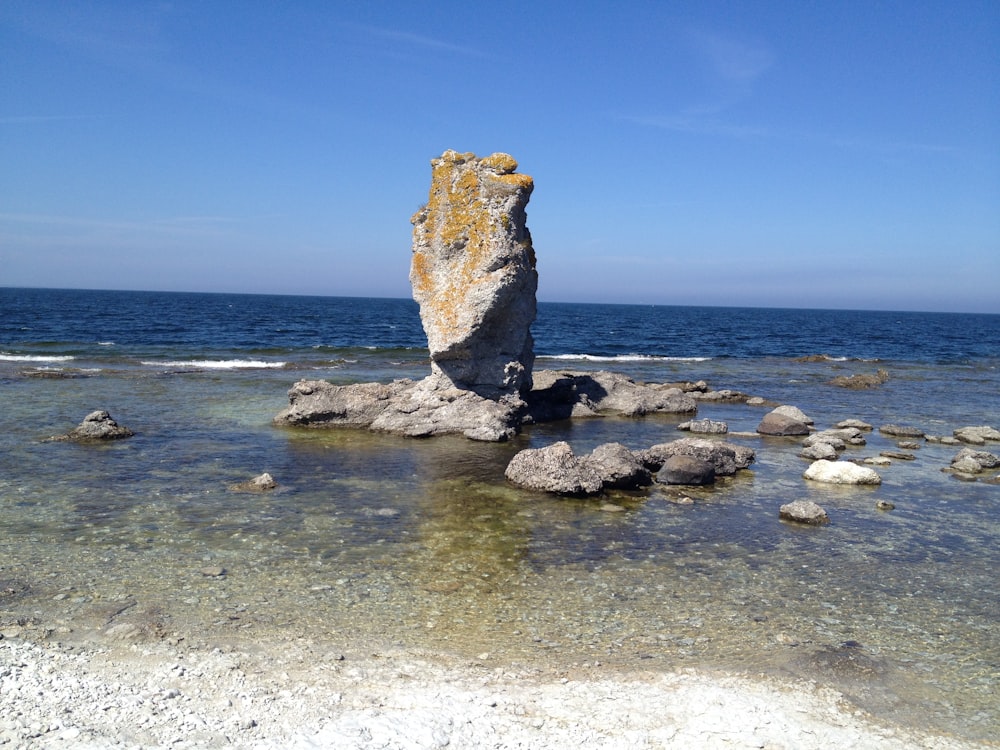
[678,418,728,434]
[800,442,839,461]
[757,411,810,436]
[230,472,278,492]
[879,424,925,439]
[275,377,524,442]
[834,419,873,431]
[586,442,653,489]
[504,442,603,495]
[772,405,813,425]
[659,455,716,485]
[954,425,1000,445]
[640,437,755,476]
[950,448,1000,473]
[51,410,134,441]
[525,370,697,422]
[804,428,867,447]
[779,500,830,525]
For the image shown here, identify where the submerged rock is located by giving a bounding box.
[828,369,890,389]
[230,472,278,492]
[677,418,728,434]
[879,424,925,439]
[805,428,867,447]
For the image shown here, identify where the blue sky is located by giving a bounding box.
[2,1,998,313]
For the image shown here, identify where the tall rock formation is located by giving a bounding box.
[410,150,538,396]
[274,150,699,441]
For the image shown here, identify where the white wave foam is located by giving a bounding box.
[0,354,75,362]
[540,353,711,363]
[141,359,287,370]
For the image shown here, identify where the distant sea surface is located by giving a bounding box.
[2,288,999,741]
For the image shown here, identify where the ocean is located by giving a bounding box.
[2,287,999,741]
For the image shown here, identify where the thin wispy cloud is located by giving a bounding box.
[687,29,774,84]
[346,22,493,60]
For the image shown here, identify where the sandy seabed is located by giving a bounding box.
[1,635,988,750]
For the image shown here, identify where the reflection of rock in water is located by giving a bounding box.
[783,641,904,719]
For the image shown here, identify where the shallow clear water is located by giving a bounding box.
[1,289,999,742]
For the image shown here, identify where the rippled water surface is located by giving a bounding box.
[2,289,999,742]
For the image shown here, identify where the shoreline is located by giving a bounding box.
[1,633,989,749]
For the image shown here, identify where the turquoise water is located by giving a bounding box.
[1,289,999,741]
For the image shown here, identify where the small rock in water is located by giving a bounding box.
[772,405,814,425]
[757,410,810,436]
[677,418,728,434]
[953,425,1000,445]
[879,424,925,439]
[51,410,135,441]
[803,459,881,485]
[659,455,716,486]
[229,472,278,492]
[880,450,915,461]
[834,418,873,431]
[779,500,830,525]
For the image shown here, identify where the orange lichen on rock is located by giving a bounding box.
[410,150,537,393]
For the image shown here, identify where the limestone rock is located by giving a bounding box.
[410,150,537,395]
[772,405,813,425]
[879,424,925,439]
[779,500,829,525]
[230,473,278,492]
[504,441,654,495]
[640,437,755,476]
[274,377,524,441]
[950,448,1000,473]
[504,442,603,495]
[678,418,728,434]
[828,369,889,389]
[659,455,716,485]
[525,370,696,422]
[954,425,1000,445]
[51,410,134,441]
[800,442,838,461]
[834,419,873,431]
[803,459,882,485]
[757,411,810,436]
[804,428,867,447]
[586,442,653,490]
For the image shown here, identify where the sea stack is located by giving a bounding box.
[410,150,538,397]
[274,150,696,440]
